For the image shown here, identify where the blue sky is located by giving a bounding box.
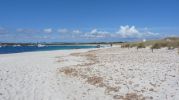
[0,0,179,42]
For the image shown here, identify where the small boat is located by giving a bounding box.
[37,44,45,47]
[96,44,100,48]
[13,44,21,47]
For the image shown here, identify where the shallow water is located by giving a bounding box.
[0,45,97,54]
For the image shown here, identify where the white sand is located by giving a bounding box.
[0,47,179,100]
[0,49,108,100]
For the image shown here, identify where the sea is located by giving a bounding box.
[0,45,98,54]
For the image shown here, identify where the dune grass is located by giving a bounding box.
[137,43,146,49]
[120,37,179,52]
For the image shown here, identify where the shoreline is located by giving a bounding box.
[0,47,100,55]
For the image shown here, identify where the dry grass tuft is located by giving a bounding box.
[59,50,148,99]
[86,76,103,86]
[113,93,145,100]
[124,93,145,100]
[71,51,99,67]
[121,43,130,48]
[70,52,81,56]
[57,59,65,62]
[59,68,78,76]
[105,86,120,94]
[113,95,124,99]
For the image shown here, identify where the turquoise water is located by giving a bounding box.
[0,45,97,54]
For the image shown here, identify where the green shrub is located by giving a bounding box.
[151,43,161,49]
[137,43,145,49]
[151,43,161,52]
[129,43,137,48]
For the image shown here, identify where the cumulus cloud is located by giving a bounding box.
[81,27,158,39]
[117,25,140,38]
[82,29,110,38]
[119,25,139,34]
[57,28,68,33]
[43,28,52,33]
[116,25,158,38]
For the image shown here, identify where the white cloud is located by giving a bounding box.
[13,26,159,40]
[117,25,139,38]
[83,29,109,38]
[90,29,109,34]
[73,30,81,34]
[57,28,68,33]
[90,29,98,34]
[43,28,52,33]
[119,25,139,34]
[116,25,158,38]
[1,26,161,42]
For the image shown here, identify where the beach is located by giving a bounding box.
[0,47,179,100]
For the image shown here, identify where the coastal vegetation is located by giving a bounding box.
[136,43,146,49]
[121,37,179,53]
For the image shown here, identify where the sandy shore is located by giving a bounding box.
[0,47,179,100]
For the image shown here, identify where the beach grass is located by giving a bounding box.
[120,37,179,52]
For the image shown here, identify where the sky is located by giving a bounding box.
[0,0,179,43]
